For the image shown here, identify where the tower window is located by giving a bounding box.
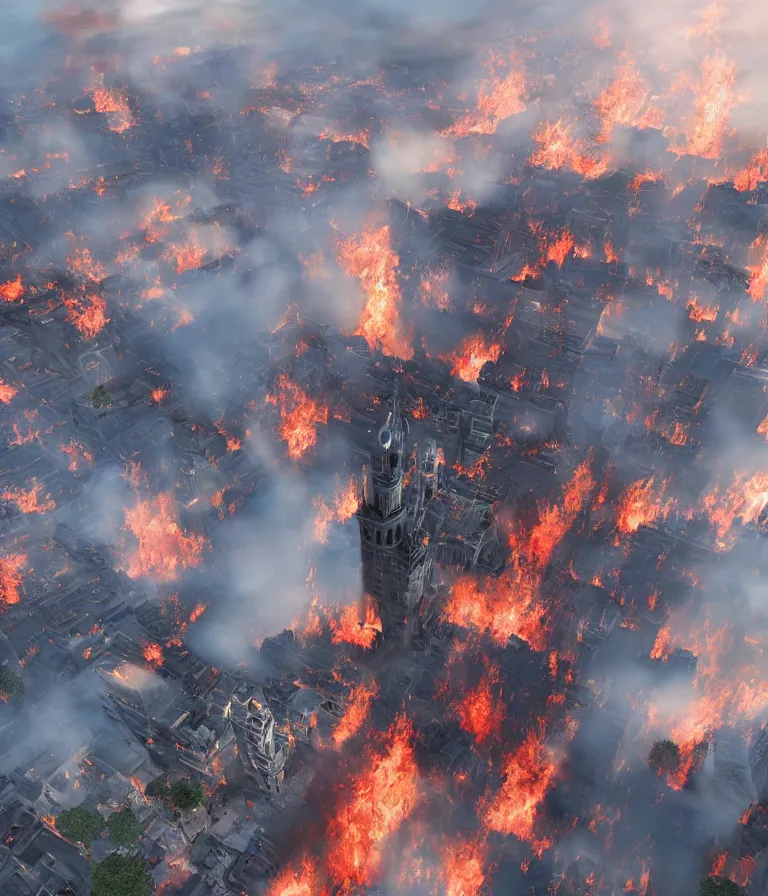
[386,529,393,545]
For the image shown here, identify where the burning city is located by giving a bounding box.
[0,2,768,896]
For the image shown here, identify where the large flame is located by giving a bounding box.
[336,222,413,360]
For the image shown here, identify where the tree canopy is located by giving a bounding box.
[700,876,743,896]
[106,808,143,847]
[91,385,112,408]
[648,739,682,774]
[0,666,24,701]
[170,777,205,812]
[55,806,105,846]
[91,853,155,896]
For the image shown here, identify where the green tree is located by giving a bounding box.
[55,806,104,846]
[91,385,112,408]
[0,666,24,701]
[648,739,682,775]
[106,808,143,847]
[170,778,205,812]
[145,775,170,799]
[700,876,743,896]
[91,853,154,896]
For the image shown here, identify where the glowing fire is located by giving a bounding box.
[481,726,559,851]
[673,52,737,160]
[1,483,56,515]
[121,464,208,582]
[451,663,505,744]
[442,333,502,383]
[336,222,413,360]
[594,59,664,144]
[528,119,608,179]
[142,641,164,667]
[332,678,380,748]
[615,477,671,535]
[63,293,109,340]
[325,715,420,888]
[0,275,24,302]
[0,379,18,404]
[445,54,527,137]
[702,471,768,541]
[329,596,383,650]
[266,374,329,460]
[0,553,27,607]
[88,77,135,133]
[313,476,360,542]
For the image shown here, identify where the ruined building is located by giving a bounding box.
[228,688,291,795]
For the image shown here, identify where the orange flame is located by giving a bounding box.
[444,53,527,137]
[2,483,56,515]
[0,553,27,607]
[121,464,208,582]
[325,715,420,889]
[266,374,329,461]
[313,476,360,542]
[329,596,383,650]
[332,678,380,748]
[336,222,413,360]
[442,333,502,383]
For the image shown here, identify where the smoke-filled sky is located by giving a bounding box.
[2,1,768,896]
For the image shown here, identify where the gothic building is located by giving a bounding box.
[357,393,442,635]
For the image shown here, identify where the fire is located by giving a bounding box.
[63,293,109,340]
[445,54,527,137]
[747,235,768,302]
[451,663,505,745]
[189,602,207,623]
[702,471,768,540]
[214,419,242,452]
[142,641,164,667]
[266,374,329,461]
[88,77,135,133]
[332,678,379,748]
[443,559,547,651]
[329,596,383,650]
[732,148,768,192]
[325,715,420,889]
[615,477,671,535]
[0,553,27,607]
[594,59,664,144]
[121,464,209,582]
[673,52,737,159]
[1,483,56,515]
[528,119,608,179]
[336,222,413,360]
[527,456,596,570]
[481,726,559,850]
[439,835,489,896]
[443,333,502,383]
[0,379,18,404]
[163,235,208,274]
[686,296,719,322]
[0,275,24,302]
[318,125,372,148]
[60,440,95,472]
[544,229,575,268]
[151,387,169,404]
[268,857,324,896]
[313,476,360,543]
